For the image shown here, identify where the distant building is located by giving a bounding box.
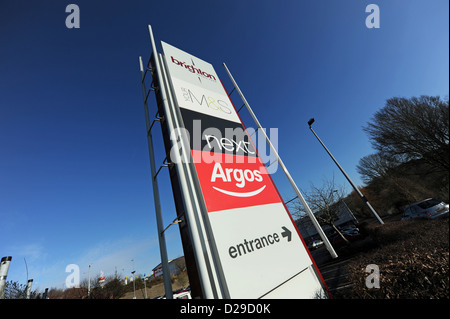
[152,256,186,278]
[295,201,357,242]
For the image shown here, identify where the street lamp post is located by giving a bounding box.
[131,270,136,299]
[308,118,384,225]
[87,264,92,298]
[143,275,148,299]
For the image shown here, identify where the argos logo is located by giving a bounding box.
[192,151,281,212]
[211,162,265,198]
[211,162,263,192]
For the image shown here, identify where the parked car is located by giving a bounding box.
[338,225,360,236]
[308,239,324,250]
[154,287,192,299]
[401,198,449,221]
[173,287,192,299]
[338,225,359,233]
[174,290,191,299]
[329,229,362,247]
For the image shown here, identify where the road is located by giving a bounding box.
[310,215,401,296]
[311,246,355,296]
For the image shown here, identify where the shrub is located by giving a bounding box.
[336,219,449,298]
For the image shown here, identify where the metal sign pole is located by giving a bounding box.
[157,52,227,298]
[139,56,173,299]
[222,63,338,259]
[146,25,219,298]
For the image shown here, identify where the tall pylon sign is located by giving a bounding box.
[140,25,329,299]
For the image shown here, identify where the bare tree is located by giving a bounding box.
[356,152,399,184]
[291,177,349,244]
[4,281,27,299]
[363,95,449,172]
[172,257,186,275]
[3,280,39,299]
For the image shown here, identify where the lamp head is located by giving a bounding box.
[308,118,315,127]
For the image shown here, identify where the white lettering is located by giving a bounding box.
[65,264,80,288]
[210,163,265,190]
[65,4,80,29]
[253,169,263,182]
[211,162,227,182]
[169,128,190,164]
[244,169,254,182]
[233,169,245,188]
[365,4,380,29]
[204,134,255,155]
[365,264,380,288]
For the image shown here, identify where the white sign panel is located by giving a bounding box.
[161,41,327,298]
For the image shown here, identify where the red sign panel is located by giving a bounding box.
[191,150,281,212]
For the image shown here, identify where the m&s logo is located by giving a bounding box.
[181,86,232,115]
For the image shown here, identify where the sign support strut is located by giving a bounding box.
[222,63,338,259]
[139,55,173,299]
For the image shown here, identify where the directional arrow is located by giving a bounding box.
[281,226,292,242]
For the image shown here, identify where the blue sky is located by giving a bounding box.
[1,0,448,291]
